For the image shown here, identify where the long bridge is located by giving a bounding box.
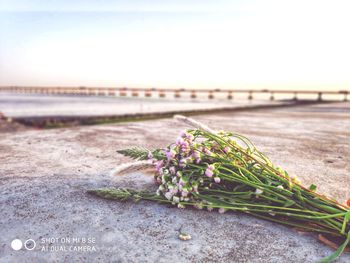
[0,86,348,101]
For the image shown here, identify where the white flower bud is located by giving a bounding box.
[165,192,173,200]
[178,204,186,209]
[255,188,263,195]
[218,208,227,214]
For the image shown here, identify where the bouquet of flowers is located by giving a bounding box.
[89,115,350,262]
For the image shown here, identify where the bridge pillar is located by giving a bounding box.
[119,88,127,97]
[248,91,253,100]
[132,89,139,97]
[145,90,152,97]
[227,91,233,100]
[317,92,323,101]
[98,89,105,96]
[190,90,197,99]
[208,91,214,99]
[108,89,116,96]
[293,92,298,101]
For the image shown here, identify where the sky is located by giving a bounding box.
[0,0,350,90]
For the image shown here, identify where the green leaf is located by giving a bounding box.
[309,184,317,191]
[117,147,150,160]
[87,188,134,201]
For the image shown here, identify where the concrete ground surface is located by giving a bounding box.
[1,102,350,262]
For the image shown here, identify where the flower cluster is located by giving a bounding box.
[150,130,224,209]
[148,128,308,215]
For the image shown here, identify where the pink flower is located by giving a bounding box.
[186,133,194,141]
[192,151,201,163]
[179,131,194,141]
[203,148,213,156]
[166,149,176,161]
[176,137,184,146]
[205,164,215,177]
[207,164,215,171]
[181,141,189,149]
[171,187,179,195]
[192,151,199,157]
[214,177,221,183]
[179,178,186,186]
[181,145,190,153]
[155,160,164,172]
[169,166,176,174]
[181,190,189,197]
[223,147,230,154]
[179,158,187,167]
[180,130,188,138]
[205,169,213,178]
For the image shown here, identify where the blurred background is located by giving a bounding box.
[0,0,349,126]
[1,0,350,90]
